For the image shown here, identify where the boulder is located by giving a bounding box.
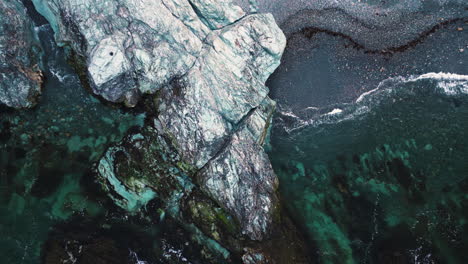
[0,0,43,109]
[34,0,288,259]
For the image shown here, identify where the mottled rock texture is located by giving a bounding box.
[32,0,288,260]
[0,0,43,108]
[31,0,263,106]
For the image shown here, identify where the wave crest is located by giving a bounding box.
[276,72,468,133]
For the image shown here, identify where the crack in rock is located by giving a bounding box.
[30,0,287,253]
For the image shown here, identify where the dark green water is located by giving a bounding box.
[265,13,468,262]
[268,76,468,263]
[0,25,151,263]
[0,24,219,264]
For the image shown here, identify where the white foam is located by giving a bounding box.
[34,24,49,33]
[129,250,149,264]
[279,110,302,120]
[356,87,380,103]
[326,108,343,115]
[304,106,319,110]
[412,72,468,81]
[50,67,71,83]
[410,72,468,95]
[354,72,468,103]
[278,72,468,134]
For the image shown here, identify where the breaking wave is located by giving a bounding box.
[276,72,468,133]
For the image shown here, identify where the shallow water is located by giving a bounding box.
[0,19,223,264]
[0,24,148,263]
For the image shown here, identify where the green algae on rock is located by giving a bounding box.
[61,0,304,259]
[96,124,239,261]
[95,117,311,262]
[1,0,305,261]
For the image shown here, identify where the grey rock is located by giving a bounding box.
[242,249,269,264]
[157,14,285,168]
[32,0,255,106]
[194,96,278,241]
[188,0,245,29]
[244,96,276,146]
[155,13,284,240]
[0,0,43,109]
[32,0,206,106]
[40,0,286,254]
[198,123,279,241]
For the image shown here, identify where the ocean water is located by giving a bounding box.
[268,74,468,263]
[267,19,467,112]
[0,23,209,263]
[263,2,468,262]
[0,23,149,263]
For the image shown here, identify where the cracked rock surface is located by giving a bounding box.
[32,0,288,259]
[198,119,279,241]
[156,11,284,241]
[0,0,43,109]
[31,0,259,106]
[32,0,206,106]
[157,14,284,169]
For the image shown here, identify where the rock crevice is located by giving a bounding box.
[30,0,288,260]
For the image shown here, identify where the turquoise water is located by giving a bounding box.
[0,24,221,264]
[0,25,146,263]
[268,76,468,263]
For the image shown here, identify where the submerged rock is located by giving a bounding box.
[0,0,43,108]
[96,125,238,260]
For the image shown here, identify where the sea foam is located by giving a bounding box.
[277,72,468,133]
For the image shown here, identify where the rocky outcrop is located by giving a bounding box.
[145,10,284,242]
[196,97,278,240]
[157,14,283,168]
[32,0,204,106]
[0,0,43,108]
[31,0,253,106]
[32,0,289,261]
